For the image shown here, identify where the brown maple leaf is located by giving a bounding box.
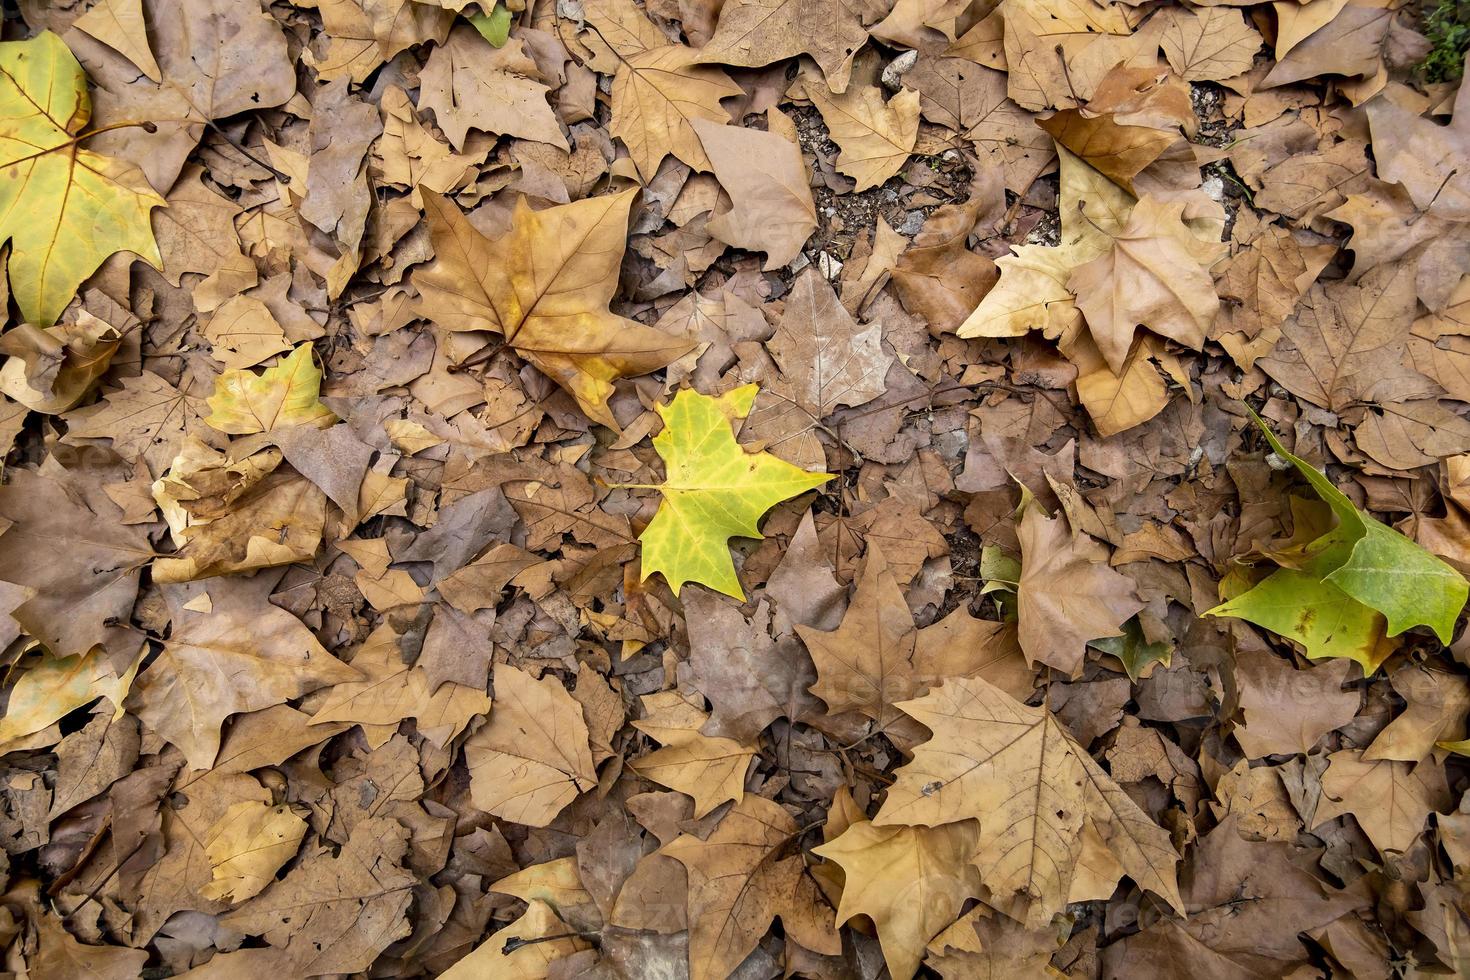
[414,190,694,428]
[1015,500,1143,676]
[873,676,1183,926]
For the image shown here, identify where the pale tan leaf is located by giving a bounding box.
[465,663,597,827]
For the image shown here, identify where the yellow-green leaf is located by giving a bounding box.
[637,385,830,599]
[0,32,164,326]
[1208,411,1467,671]
[1090,615,1173,681]
[1209,564,1394,674]
[205,344,336,435]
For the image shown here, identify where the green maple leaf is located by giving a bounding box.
[1208,410,1467,671]
[469,3,514,46]
[1209,565,1393,674]
[0,32,164,326]
[634,385,831,600]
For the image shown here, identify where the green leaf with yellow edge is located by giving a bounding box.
[0,32,164,326]
[205,344,336,435]
[1256,410,1464,641]
[1208,411,1467,671]
[635,385,831,600]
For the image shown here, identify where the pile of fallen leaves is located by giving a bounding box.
[0,0,1467,976]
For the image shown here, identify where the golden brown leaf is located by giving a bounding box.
[1068,195,1224,375]
[664,794,839,980]
[630,689,756,817]
[873,676,1183,927]
[413,190,694,428]
[465,663,597,826]
[200,801,309,904]
[1313,749,1452,855]
[815,818,984,979]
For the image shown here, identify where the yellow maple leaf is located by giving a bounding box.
[204,344,336,435]
[631,385,831,600]
[0,31,164,326]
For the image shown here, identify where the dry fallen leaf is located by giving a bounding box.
[129,576,359,769]
[693,117,819,269]
[584,0,741,182]
[874,676,1183,926]
[742,268,893,469]
[629,689,756,817]
[799,542,1026,730]
[440,899,591,979]
[797,64,920,191]
[1313,749,1453,855]
[3,3,1469,976]
[199,800,309,904]
[465,663,597,826]
[664,794,839,980]
[1068,195,1223,375]
[1016,500,1143,676]
[815,817,983,979]
[1158,7,1262,82]
[414,190,693,427]
[1233,649,1360,759]
[419,27,567,151]
[695,0,869,91]
[220,815,417,973]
